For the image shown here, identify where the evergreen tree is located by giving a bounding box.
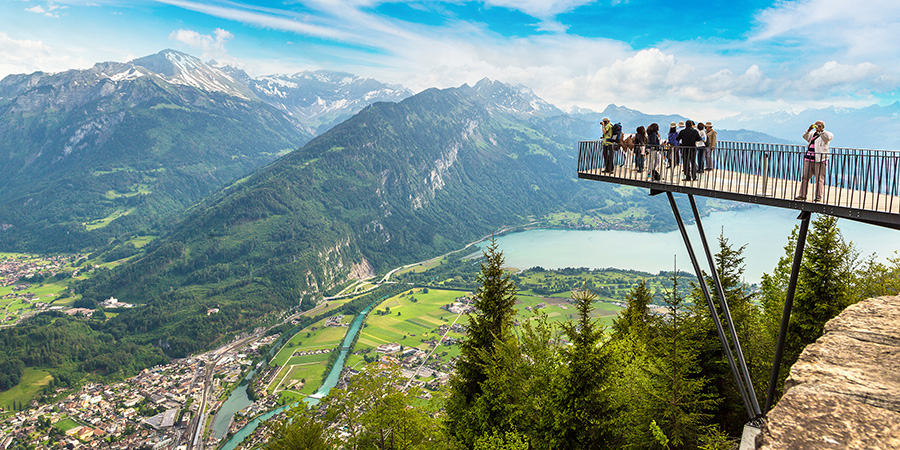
[785,215,856,375]
[760,215,858,405]
[445,236,518,447]
[612,279,653,341]
[853,253,900,300]
[554,288,615,449]
[644,271,717,449]
[693,234,766,434]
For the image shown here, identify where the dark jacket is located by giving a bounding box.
[677,128,701,147]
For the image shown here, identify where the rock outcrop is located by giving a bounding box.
[758,295,900,449]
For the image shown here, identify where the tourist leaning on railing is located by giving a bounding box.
[796,121,833,202]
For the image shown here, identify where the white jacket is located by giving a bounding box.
[802,129,834,163]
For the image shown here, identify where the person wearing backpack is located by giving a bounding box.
[667,122,679,168]
[601,117,615,173]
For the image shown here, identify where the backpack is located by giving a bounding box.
[611,123,622,143]
[667,131,678,146]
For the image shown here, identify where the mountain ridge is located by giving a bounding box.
[0,49,414,252]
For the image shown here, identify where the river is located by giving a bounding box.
[480,205,900,284]
[215,300,378,450]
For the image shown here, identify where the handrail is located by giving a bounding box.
[576,140,900,219]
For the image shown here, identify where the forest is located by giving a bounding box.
[261,216,900,450]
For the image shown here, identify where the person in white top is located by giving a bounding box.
[796,120,833,202]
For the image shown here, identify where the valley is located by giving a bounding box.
[0,232,662,449]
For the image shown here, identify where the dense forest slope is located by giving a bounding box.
[75,79,622,356]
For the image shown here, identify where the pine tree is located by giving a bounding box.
[645,271,717,449]
[554,288,615,449]
[612,279,653,341]
[445,236,519,447]
[695,234,766,434]
[785,215,856,372]
[761,215,858,405]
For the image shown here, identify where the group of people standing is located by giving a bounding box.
[598,117,717,181]
[597,117,834,203]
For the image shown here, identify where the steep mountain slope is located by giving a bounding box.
[76,80,613,356]
[0,50,311,252]
[0,50,412,253]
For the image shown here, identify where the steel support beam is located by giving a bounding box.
[666,192,755,418]
[764,211,812,413]
[688,195,762,418]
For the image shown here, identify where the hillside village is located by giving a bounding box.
[0,254,94,326]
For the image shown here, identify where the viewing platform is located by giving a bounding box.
[577,140,900,230]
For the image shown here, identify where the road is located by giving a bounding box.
[185,332,263,450]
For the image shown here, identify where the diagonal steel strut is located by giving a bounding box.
[666,192,757,419]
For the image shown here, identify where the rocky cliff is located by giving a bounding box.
[758,295,900,449]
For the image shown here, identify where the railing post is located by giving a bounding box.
[762,152,769,196]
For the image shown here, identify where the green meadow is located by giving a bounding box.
[356,288,470,353]
[0,368,52,412]
[267,313,354,398]
[83,207,135,231]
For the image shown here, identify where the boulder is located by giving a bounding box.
[758,295,900,449]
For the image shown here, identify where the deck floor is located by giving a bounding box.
[579,160,900,218]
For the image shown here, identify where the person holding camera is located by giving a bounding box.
[796,120,833,202]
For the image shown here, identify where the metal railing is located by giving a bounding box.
[577,140,900,217]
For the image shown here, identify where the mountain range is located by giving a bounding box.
[717,102,900,150]
[3,47,892,380]
[73,78,619,356]
[0,49,410,252]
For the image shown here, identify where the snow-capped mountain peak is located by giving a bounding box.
[128,49,252,99]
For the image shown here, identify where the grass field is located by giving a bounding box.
[0,368,52,411]
[53,417,81,432]
[356,288,469,353]
[103,184,151,199]
[83,207,135,231]
[394,254,449,276]
[267,313,355,399]
[127,235,157,248]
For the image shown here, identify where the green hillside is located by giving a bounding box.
[0,67,311,253]
[71,83,618,357]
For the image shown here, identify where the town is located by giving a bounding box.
[0,290,479,450]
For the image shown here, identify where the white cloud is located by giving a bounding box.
[797,61,893,91]
[24,3,65,18]
[0,32,85,77]
[156,0,351,41]
[482,0,594,19]
[169,28,236,64]
[752,0,900,61]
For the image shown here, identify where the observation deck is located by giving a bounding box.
[576,139,899,425]
[577,140,900,230]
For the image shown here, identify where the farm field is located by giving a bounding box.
[355,288,470,354]
[266,314,354,399]
[0,368,52,412]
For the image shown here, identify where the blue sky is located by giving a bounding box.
[2,0,898,120]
